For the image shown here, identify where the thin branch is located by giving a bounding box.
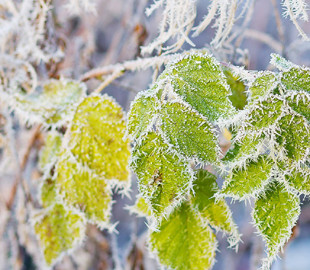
[81,54,174,81]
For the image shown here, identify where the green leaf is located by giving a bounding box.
[284,166,310,194]
[276,114,310,162]
[34,203,85,266]
[161,102,218,163]
[221,156,274,200]
[287,92,310,122]
[169,52,236,122]
[150,202,217,270]
[246,96,284,130]
[14,80,86,126]
[281,67,310,93]
[270,53,294,71]
[131,132,193,217]
[191,170,239,243]
[253,182,300,268]
[55,153,112,226]
[127,89,159,140]
[223,133,265,163]
[69,95,131,186]
[223,69,247,110]
[39,132,63,173]
[248,71,278,100]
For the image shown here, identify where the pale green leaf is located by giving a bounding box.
[191,170,239,242]
[56,153,112,226]
[161,102,218,163]
[287,92,310,121]
[14,80,86,126]
[253,182,300,266]
[221,156,274,200]
[131,132,193,217]
[69,95,130,185]
[246,96,284,130]
[276,114,310,162]
[127,89,159,140]
[270,53,294,71]
[150,202,217,270]
[39,132,62,172]
[284,166,310,194]
[281,67,310,93]
[169,52,236,122]
[34,203,85,266]
[248,71,278,100]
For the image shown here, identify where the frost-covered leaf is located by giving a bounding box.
[246,97,284,130]
[248,72,278,100]
[270,53,294,71]
[131,132,193,217]
[128,196,152,217]
[14,80,86,126]
[169,52,236,122]
[276,114,310,162]
[56,153,112,226]
[253,182,300,267]
[287,91,310,121]
[221,156,274,200]
[281,67,310,93]
[69,95,130,186]
[284,165,310,194]
[127,89,158,140]
[34,203,85,266]
[224,69,247,110]
[223,133,265,163]
[161,102,218,163]
[149,202,217,270]
[40,178,57,208]
[39,132,63,172]
[191,170,239,241]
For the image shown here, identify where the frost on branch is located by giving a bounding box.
[149,202,217,270]
[253,182,300,270]
[142,0,196,55]
[34,204,85,267]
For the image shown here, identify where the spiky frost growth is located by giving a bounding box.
[0,0,61,93]
[141,0,196,55]
[193,0,240,47]
[282,0,309,40]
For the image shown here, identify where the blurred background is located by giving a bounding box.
[1,0,310,269]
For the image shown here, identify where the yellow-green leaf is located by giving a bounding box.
[14,80,86,126]
[56,153,112,226]
[34,203,85,266]
[150,202,217,270]
[69,95,130,186]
